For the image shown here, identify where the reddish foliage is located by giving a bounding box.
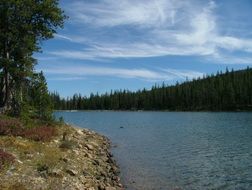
[0,119,23,136]
[22,126,56,141]
[0,119,56,141]
[0,149,15,169]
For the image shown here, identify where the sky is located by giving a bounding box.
[35,0,252,97]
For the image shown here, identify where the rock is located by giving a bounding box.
[100,171,107,177]
[51,169,63,177]
[0,125,123,190]
[6,170,13,177]
[86,153,93,159]
[90,141,99,147]
[66,168,78,176]
[77,144,83,149]
[105,187,117,190]
[73,149,80,155]
[101,156,109,162]
[16,159,23,164]
[112,166,119,174]
[83,171,89,176]
[93,159,100,166]
[118,183,123,187]
[61,157,69,163]
[99,184,106,190]
[87,188,96,190]
[76,129,84,135]
[86,144,94,151]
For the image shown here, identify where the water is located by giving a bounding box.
[54,111,252,190]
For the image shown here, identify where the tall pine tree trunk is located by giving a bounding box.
[2,51,11,112]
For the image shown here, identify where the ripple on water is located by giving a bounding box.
[55,111,252,190]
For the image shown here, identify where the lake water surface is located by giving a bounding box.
[54,111,252,190]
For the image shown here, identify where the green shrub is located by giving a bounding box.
[37,163,49,172]
[59,140,76,149]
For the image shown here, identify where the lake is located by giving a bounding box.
[54,111,252,190]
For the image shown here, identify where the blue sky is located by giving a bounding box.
[35,0,252,97]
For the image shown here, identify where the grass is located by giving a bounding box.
[0,149,15,170]
[36,146,62,172]
[0,116,114,190]
[0,182,27,190]
[0,114,60,173]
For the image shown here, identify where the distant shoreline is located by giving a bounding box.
[54,109,252,112]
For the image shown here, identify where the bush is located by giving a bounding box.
[37,163,49,172]
[22,126,56,141]
[0,149,15,169]
[59,140,76,149]
[0,118,23,136]
[0,118,56,141]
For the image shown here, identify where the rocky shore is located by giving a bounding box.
[0,124,123,190]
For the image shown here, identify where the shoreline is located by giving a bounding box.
[55,109,252,113]
[0,124,124,190]
[69,125,124,190]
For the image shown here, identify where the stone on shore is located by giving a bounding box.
[0,125,124,190]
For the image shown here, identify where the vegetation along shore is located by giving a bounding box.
[0,116,123,190]
[0,1,123,190]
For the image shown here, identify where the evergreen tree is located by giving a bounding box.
[0,0,65,115]
[29,72,52,120]
[50,67,252,112]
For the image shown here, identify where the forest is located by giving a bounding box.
[0,0,65,121]
[50,67,252,111]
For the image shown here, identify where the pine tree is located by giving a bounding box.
[0,0,65,115]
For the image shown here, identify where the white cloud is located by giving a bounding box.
[174,1,216,46]
[54,34,74,42]
[210,53,252,65]
[214,36,252,52]
[162,68,204,79]
[50,43,215,60]
[47,76,86,81]
[42,65,204,81]
[49,0,252,64]
[68,0,180,28]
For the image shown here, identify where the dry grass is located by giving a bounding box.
[36,146,63,171]
[0,182,27,190]
[0,149,15,170]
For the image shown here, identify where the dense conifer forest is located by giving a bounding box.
[50,67,252,111]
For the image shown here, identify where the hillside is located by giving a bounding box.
[51,67,252,111]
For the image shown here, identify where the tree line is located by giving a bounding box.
[50,67,252,111]
[0,0,65,121]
